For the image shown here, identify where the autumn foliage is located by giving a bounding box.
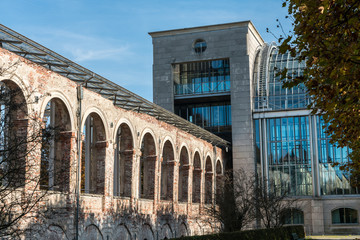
[279,0,360,185]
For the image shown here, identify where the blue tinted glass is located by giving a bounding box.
[281,118,287,141]
[276,119,281,141]
[277,142,282,163]
[175,59,230,96]
[288,117,294,140]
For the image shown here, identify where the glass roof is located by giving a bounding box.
[0,24,229,148]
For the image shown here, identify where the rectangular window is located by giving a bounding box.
[174,102,231,133]
[173,59,230,95]
[264,116,313,196]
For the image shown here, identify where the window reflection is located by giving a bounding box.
[266,116,312,196]
[173,59,230,95]
[317,117,359,195]
[175,102,231,132]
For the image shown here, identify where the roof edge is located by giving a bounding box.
[149,20,252,37]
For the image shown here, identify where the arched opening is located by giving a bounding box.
[45,225,68,240]
[161,223,173,239]
[114,123,133,197]
[40,98,72,191]
[81,113,106,195]
[205,156,213,204]
[281,208,304,225]
[161,140,175,201]
[178,222,188,237]
[178,146,189,202]
[192,152,201,203]
[0,80,27,187]
[81,224,103,240]
[113,224,131,240]
[332,208,358,224]
[141,224,154,240]
[140,133,156,199]
[215,160,223,201]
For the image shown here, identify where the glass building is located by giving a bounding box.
[173,59,232,141]
[151,22,360,235]
[253,43,359,197]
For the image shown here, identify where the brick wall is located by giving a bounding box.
[0,48,226,239]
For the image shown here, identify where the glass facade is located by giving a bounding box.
[266,116,312,196]
[317,117,358,195]
[253,44,359,197]
[175,102,231,133]
[173,59,230,96]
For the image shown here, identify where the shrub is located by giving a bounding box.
[172,225,305,240]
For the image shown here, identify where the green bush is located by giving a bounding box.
[172,225,305,240]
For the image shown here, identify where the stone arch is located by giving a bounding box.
[0,74,32,113]
[40,97,72,192]
[39,91,75,131]
[205,156,213,204]
[139,131,157,199]
[140,224,154,240]
[114,122,134,197]
[81,224,104,240]
[161,139,175,201]
[81,107,109,139]
[192,151,202,203]
[112,118,136,147]
[113,224,132,240]
[178,145,190,202]
[81,111,107,195]
[215,159,224,200]
[45,224,69,240]
[178,222,188,237]
[160,223,173,239]
[0,80,28,188]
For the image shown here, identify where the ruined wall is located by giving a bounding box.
[0,48,225,239]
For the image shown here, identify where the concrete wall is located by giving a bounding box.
[151,22,264,173]
[0,48,225,239]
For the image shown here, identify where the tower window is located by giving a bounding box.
[194,39,207,53]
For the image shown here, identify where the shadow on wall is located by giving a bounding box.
[24,197,192,240]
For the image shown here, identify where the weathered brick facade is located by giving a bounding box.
[0,48,225,239]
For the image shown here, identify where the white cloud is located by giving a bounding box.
[65,45,131,62]
[27,27,134,63]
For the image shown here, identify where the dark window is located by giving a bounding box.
[194,39,206,53]
[175,102,231,132]
[332,208,358,224]
[281,208,304,225]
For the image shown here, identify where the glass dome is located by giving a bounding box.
[253,43,309,111]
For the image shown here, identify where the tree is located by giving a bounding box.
[278,0,360,184]
[0,63,58,238]
[207,169,298,232]
[255,179,298,229]
[206,169,256,232]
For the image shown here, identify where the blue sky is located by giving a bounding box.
[1,0,290,101]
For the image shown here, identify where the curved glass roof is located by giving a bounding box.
[253,43,309,112]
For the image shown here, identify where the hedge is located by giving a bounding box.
[172,225,305,240]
